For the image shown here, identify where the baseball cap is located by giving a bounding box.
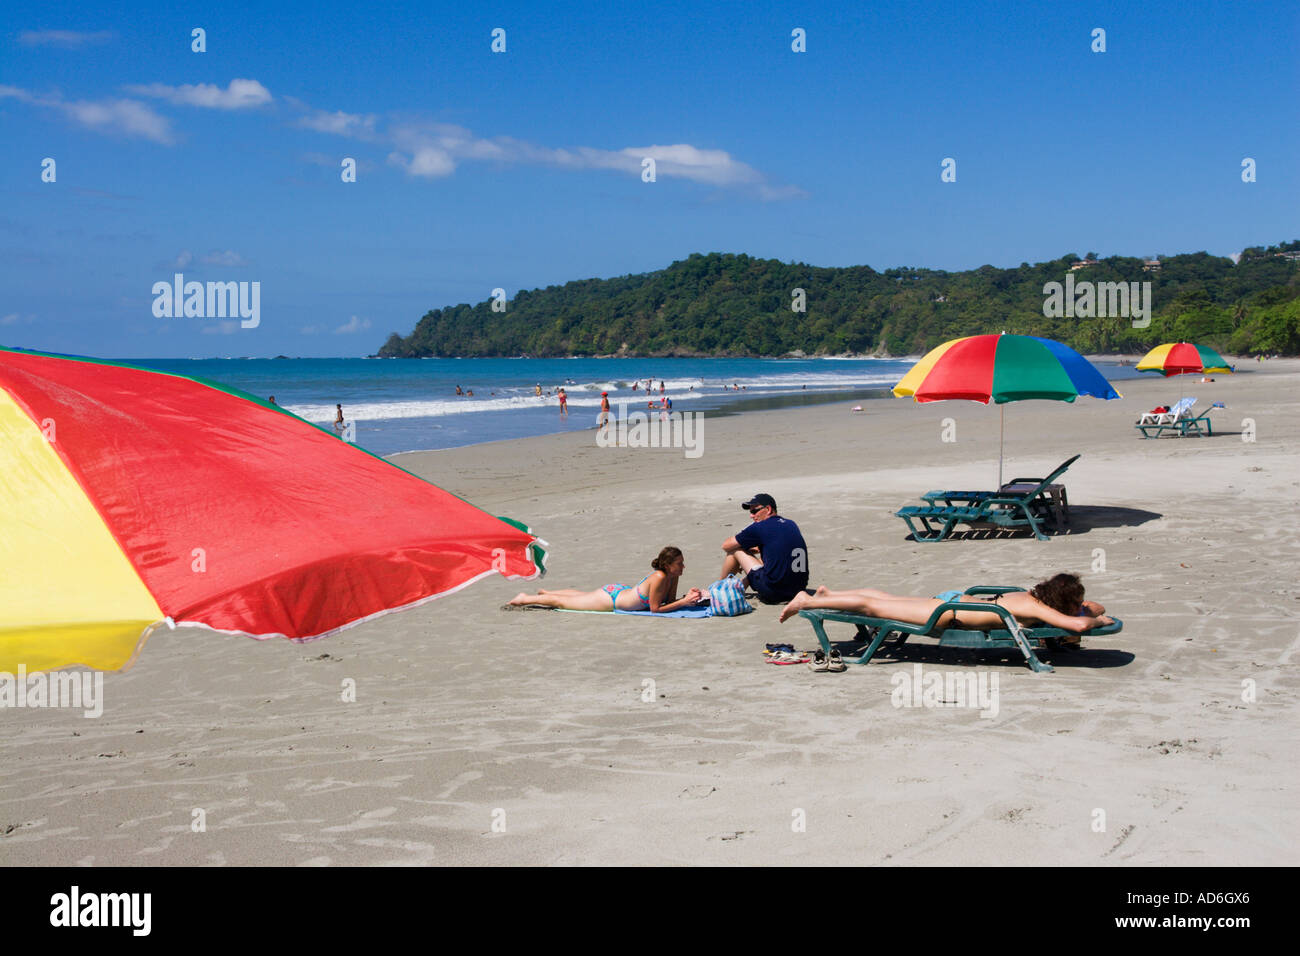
[741,493,777,511]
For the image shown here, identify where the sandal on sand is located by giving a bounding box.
[807,650,830,672]
[767,651,809,665]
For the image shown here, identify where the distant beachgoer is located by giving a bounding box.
[456,385,464,395]
[535,383,542,397]
[600,392,611,427]
[660,380,665,394]
[467,389,474,396]
[268,395,277,405]
[334,404,344,432]
[777,573,1113,639]
[507,547,706,613]
[558,387,568,417]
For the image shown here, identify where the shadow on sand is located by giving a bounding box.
[903,505,1162,542]
[834,640,1136,670]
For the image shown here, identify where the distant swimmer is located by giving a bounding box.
[558,387,568,417]
[466,389,474,396]
[268,395,277,405]
[535,383,543,397]
[456,385,464,395]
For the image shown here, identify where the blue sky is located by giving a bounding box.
[2,0,1296,357]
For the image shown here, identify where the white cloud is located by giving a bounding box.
[63,97,174,142]
[18,30,113,48]
[0,85,174,143]
[334,315,372,334]
[125,78,271,110]
[172,250,193,268]
[1,312,35,326]
[377,121,802,197]
[283,97,803,198]
[296,109,378,139]
[200,250,248,267]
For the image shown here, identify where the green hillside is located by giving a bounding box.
[378,242,1300,358]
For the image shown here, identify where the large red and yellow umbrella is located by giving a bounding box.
[0,347,546,673]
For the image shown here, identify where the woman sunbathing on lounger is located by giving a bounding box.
[507,546,708,613]
[778,572,1113,638]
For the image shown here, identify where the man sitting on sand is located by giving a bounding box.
[721,493,810,604]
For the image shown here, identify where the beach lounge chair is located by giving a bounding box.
[1136,400,1222,438]
[918,454,1078,531]
[1137,396,1195,427]
[896,456,1080,542]
[796,587,1123,673]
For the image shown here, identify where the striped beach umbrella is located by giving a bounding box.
[893,333,1120,484]
[1135,342,1234,377]
[0,346,547,673]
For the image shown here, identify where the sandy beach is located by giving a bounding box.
[3,360,1298,866]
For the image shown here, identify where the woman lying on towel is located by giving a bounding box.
[507,546,709,613]
[778,572,1113,637]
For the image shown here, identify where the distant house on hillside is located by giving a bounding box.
[1070,259,1099,271]
[1143,258,1162,272]
[1276,251,1300,262]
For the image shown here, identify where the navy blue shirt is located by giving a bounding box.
[735,515,809,599]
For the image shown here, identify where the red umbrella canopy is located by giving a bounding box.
[1136,342,1234,377]
[893,334,1120,403]
[0,347,546,672]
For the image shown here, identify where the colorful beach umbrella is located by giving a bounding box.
[0,347,547,673]
[1135,342,1234,377]
[893,333,1120,485]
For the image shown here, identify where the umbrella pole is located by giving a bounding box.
[998,405,1004,488]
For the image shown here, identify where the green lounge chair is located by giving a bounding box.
[919,454,1079,530]
[796,586,1123,673]
[896,456,1080,542]
[1135,401,1223,438]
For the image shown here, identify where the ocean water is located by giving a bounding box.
[128,356,1145,456]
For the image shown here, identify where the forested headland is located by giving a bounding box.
[377,241,1300,359]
